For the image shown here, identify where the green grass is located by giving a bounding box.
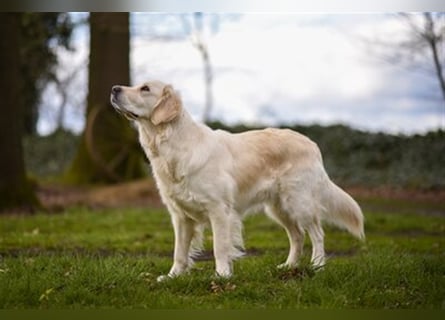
[0,201,444,309]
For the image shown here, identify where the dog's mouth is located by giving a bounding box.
[110,97,139,120]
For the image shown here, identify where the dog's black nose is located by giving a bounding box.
[112,85,122,95]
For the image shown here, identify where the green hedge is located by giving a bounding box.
[24,125,445,189]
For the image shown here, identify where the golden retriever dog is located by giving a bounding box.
[110,80,364,281]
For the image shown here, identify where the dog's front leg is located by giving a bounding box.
[158,213,195,282]
[209,207,233,278]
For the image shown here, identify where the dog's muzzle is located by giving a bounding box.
[110,86,139,120]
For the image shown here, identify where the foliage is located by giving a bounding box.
[24,129,79,179]
[0,200,444,308]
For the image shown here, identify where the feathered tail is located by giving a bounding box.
[322,181,365,240]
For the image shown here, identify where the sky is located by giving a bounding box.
[38,13,445,135]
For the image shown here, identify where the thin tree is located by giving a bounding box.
[189,13,214,123]
[178,13,218,122]
[398,13,445,130]
[364,13,445,129]
[132,13,239,122]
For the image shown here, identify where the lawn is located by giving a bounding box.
[0,198,444,309]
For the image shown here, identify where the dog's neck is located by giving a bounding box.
[135,109,210,184]
[135,109,205,160]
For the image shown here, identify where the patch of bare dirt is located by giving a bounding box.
[86,179,162,208]
[37,178,162,212]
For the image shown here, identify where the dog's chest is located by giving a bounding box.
[165,182,209,222]
[152,159,209,220]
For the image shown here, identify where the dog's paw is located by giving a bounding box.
[215,270,232,279]
[156,274,173,282]
[311,264,325,272]
[277,262,297,270]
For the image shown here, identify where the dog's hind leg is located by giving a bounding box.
[276,176,326,270]
[306,218,325,268]
[265,204,305,269]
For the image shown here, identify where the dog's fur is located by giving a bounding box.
[110,80,365,280]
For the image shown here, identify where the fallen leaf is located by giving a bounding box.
[39,287,54,301]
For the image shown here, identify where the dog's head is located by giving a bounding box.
[110,80,182,125]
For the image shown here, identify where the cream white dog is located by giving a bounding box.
[110,80,364,281]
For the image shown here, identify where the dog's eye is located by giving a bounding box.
[140,85,150,92]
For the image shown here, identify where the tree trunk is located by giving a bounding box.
[67,13,145,184]
[202,46,213,123]
[423,13,445,104]
[0,13,39,211]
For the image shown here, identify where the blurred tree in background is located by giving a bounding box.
[0,13,39,211]
[20,13,74,135]
[396,13,445,104]
[0,12,73,211]
[67,13,145,184]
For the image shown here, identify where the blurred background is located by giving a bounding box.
[0,12,444,212]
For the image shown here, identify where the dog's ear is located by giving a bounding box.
[150,85,181,126]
